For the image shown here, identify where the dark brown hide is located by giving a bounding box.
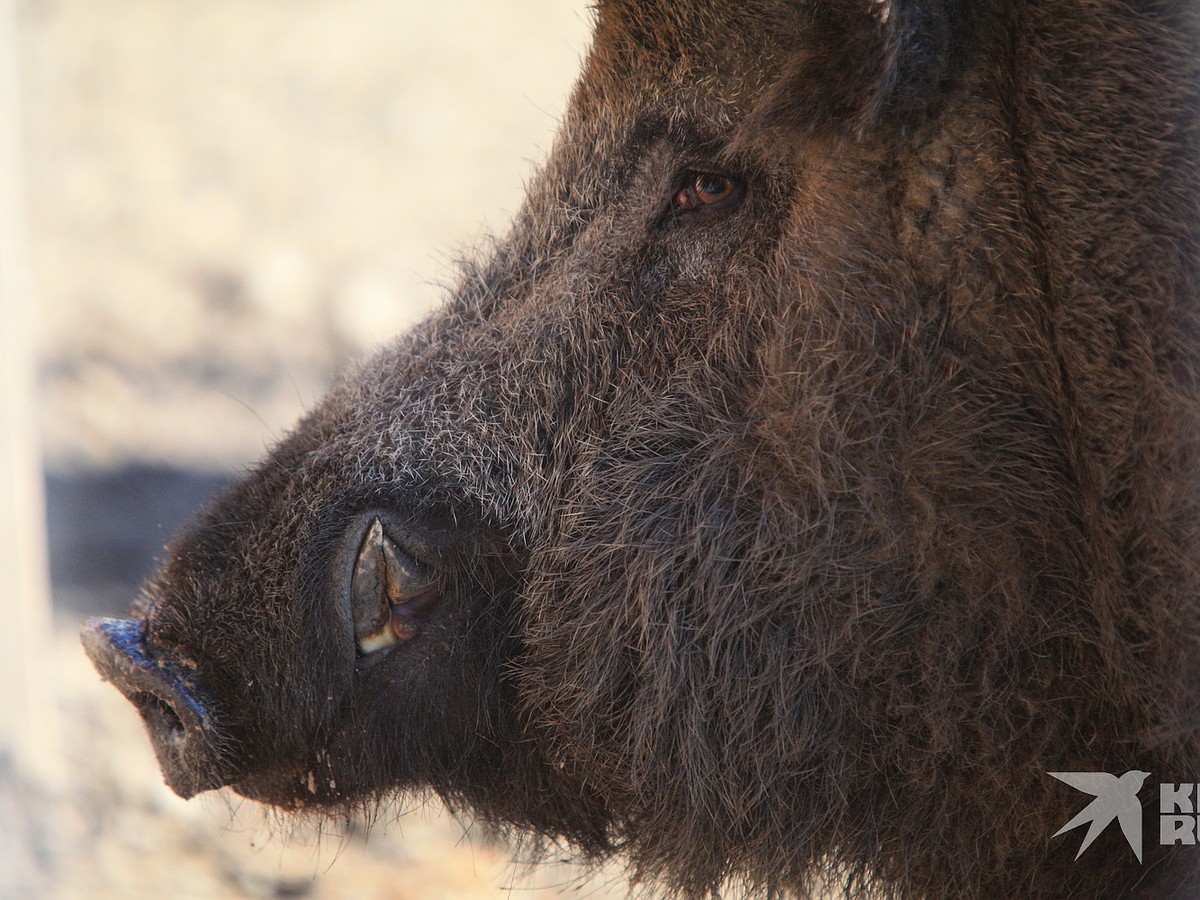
[83,1,1200,897]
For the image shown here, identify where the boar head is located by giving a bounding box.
[83,1,1200,897]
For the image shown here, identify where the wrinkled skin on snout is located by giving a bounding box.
[82,1,1200,897]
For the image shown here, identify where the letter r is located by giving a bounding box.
[1161,815,1197,846]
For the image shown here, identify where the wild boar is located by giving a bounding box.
[82,1,1200,897]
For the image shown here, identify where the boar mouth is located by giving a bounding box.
[81,617,233,798]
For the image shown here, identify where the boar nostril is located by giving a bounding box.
[129,691,186,746]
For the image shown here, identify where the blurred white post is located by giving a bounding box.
[0,0,60,784]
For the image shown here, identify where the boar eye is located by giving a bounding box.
[671,171,743,213]
[352,518,440,655]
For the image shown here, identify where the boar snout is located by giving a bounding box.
[81,617,229,798]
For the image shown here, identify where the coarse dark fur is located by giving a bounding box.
[83,1,1200,897]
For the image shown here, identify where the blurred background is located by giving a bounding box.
[1,0,630,896]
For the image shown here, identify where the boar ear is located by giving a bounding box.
[739,0,953,148]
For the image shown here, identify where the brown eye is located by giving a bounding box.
[672,171,742,212]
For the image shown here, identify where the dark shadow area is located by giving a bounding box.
[44,465,231,618]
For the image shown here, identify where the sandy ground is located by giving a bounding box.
[23,0,593,469]
[5,1,636,897]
